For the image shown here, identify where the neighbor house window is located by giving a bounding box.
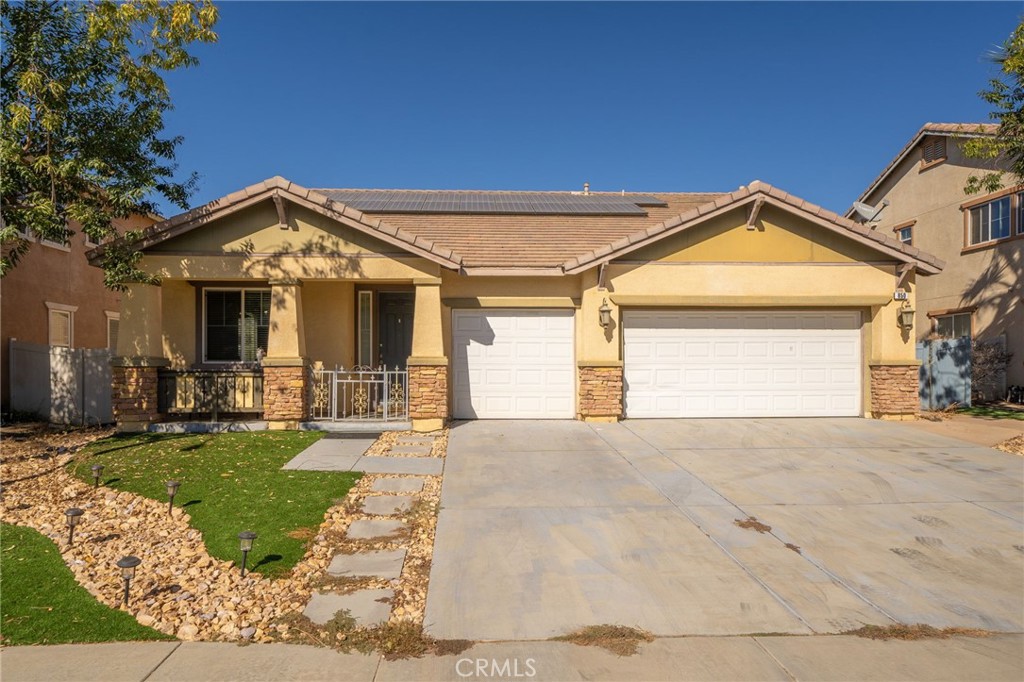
[46,302,77,347]
[106,312,120,351]
[897,226,912,244]
[203,289,271,362]
[968,195,1012,245]
[934,312,972,339]
[921,137,947,166]
[1018,192,1024,234]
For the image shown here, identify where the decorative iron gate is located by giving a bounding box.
[310,365,409,421]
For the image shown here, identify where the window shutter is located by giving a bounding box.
[923,138,946,164]
[108,318,120,351]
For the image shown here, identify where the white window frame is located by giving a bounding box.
[897,226,912,244]
[968,195,1012,246]
[46,301,78,347]
[105,311,120,351]
[357,290,373,367]
[201,287,272,364]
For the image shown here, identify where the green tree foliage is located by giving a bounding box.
[964,19,1024,195]
[1,0,217,287]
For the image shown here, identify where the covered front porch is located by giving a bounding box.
[107,179,458,433]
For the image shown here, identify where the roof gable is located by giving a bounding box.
[852,122,997,207]
[88,177,464,269]
[562,180,944,275]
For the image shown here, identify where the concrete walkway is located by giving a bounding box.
[905,413,1024,448]
[283,434,444,475]
[426,419,1024,641]
[3,634,1022,681]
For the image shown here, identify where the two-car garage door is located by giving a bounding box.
[623,310,862,418]
[450,308,863,420]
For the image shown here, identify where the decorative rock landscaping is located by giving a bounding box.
[1,425,447,647]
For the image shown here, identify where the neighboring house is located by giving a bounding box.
[1,214,156,414]
[93,176,943,433]
[849,122,1023,393]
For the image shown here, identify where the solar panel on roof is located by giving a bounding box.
[314,189,654,215]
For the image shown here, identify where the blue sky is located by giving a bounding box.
[161,1,1020,216]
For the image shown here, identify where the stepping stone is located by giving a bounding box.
[353,456,443,475]
[302,589,394,626]
[347,518,406,540]
[371,477,424,494]
[396,436,434,446]
[327,549,407,580]
[362,495,414,516]
[389,444,433,456]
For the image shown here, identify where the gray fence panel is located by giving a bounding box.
[83,348,113,425]
[8,340,113,424]
[9,340,51,417]
[916,338,972,410]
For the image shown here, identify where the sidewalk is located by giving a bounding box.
[905,413,1024,448]
[2,634,1022,682]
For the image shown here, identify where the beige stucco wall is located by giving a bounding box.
[304,282,355,369]
[861,136,1023,385]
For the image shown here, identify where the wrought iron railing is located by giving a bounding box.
[157,370,264,419]
[310,365,408,422]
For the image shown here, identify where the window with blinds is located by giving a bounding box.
[49,310,72,347]
[969,196,1012,245]
[107,316,120,351]
[204,289,271,362]
[921,137,947,166]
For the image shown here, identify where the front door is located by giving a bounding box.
[378,293,415,370]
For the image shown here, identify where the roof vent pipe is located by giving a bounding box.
[583,182,590,195]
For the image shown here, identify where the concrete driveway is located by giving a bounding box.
[424,419,1024,641]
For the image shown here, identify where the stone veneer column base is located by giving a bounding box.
[112,364,163,432]
[262,363,308,428]
[577,364,624,421]
[870,363,919,420]
[408,360,449,433]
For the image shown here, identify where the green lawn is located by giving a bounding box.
[958,405,1024,420]
[0,523,173,644]
[70,431,360,577]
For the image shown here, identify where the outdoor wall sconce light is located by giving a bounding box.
[116,555,141,607]
[238,531,257,577]
[598,298,613,329]
[898,301,915,331]
[64,508,83,546]
[91,464,104,488]
[165,480,180,515]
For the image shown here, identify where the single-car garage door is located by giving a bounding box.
[623,310,861,418]
[452,309,575,419]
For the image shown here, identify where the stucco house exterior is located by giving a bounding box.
[1,213,156,414]
[92,176,944,433]
[850,122,1023,391]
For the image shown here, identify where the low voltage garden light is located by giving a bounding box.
[238,531,257,577]
[90,464,104,488]
[165,480,181,515]
[64,507,83,546]
[116,556,141,607]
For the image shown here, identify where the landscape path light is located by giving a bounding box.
[116,556,141,607]
[64,507,84,546]
[238,531,257,577]
[90,464,104,488]
[165,480,180,515]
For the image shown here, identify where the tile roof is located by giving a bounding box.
[853,122,997,207]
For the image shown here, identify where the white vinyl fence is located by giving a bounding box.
[8,340,112,425]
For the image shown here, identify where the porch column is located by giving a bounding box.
[262,278,308,429]
[112,282,167,432]
[408,278,448,432]
[577,270,623,422]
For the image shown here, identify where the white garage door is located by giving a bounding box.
[624,310,861,418]
[452,309,575,419]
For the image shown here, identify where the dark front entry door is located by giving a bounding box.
[378,293,415,370]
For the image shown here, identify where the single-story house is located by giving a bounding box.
[90,176,943,432]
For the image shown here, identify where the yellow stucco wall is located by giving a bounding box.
[304,282,355,369]
[161,280,196,369]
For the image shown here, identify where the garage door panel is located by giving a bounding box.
[452,309,575,419]
[624,310,861,418]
